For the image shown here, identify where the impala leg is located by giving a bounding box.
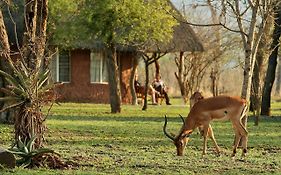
[232,126,241,157]
[232,120,248,157]
[202,125,209,156]
[207,125,220,155]
[240,111,248,157]
[239,121,248,157]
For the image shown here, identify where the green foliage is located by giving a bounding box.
[8,135,54,168]
[49,0,178,48]
[48,0,86,47]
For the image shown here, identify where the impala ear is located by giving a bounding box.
[181,130,193,138]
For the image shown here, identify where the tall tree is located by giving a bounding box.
[251,12,274,125]
[261,4,281,116]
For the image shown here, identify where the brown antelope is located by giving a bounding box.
[189,91,205,136]
[164,95,248,157]
[189,91,204,109]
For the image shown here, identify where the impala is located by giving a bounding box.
[189,91,204,109]
[164,95,248,157]
[190,91,205,136]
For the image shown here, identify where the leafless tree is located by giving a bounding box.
[174,1,241,103]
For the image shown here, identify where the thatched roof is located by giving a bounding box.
[145,1,203,53]
[145,21,203,53]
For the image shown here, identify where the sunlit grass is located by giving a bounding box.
[0,99,281,174]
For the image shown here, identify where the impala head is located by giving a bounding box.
[190,91,204,108]
[163,115,192,156]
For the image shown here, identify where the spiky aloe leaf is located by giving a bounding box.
[8,86,28,98]
[0,96,20,102]
[37,70,50,90]
[7,149,28,157]
[0,87,17,96]
[37,84,54,97]
[0,101,25,113]
[0,70,19,86]
[4,58,29,91]
[13,70,29,92]
[17,136,25,150]
[17,157,32,168]
[26,135,37,152]
[28,148,54,157]
[0,70,26,94]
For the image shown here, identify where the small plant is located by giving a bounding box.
[8,134,54,168]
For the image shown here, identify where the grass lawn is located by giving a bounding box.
[0,98,281,174]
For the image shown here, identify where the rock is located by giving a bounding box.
[0,148,16,168]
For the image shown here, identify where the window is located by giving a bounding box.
[90,52,108,83]
[50,49,71,83]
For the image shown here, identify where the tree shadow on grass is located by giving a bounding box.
[48,114,281,124]
[48,115,185,123]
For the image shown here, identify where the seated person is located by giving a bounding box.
[134,75,157,105]
[152,75,171,105]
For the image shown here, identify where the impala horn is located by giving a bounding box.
[179,114,185,123]
[163,115,175,141]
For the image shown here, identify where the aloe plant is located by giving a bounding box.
[8,135,54,168]
[0,58,55,148]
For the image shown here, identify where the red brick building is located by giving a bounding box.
[51,3,204,104]
[51,48,135,104]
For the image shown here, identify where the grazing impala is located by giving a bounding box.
[164,95,248,157]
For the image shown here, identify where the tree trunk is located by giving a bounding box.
[251,52,263,125]
[106,44,121,113]
[251,13,273,125]
[275,57,281,96]
[261,8,281,116]
[0,10,13,124]
[23,0,38,70]
[130,55,138,105]
[175,52,188,103]
[142,62,149,111]
[207,0,220,97]
[154,55,160,78]
[210,68,218,97]
[35,0,48,70]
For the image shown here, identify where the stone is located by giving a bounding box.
[0,147,16,169]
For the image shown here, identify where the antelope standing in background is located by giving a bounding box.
[164,95,248,157]
[189,91,205,136]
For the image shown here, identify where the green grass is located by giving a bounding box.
[0,99,281,174]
